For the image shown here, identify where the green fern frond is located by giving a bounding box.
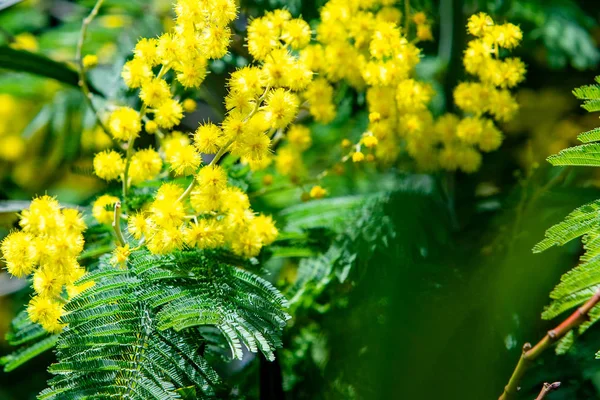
[533,199,600,253]
[1,334,59,373]
[5,309,48,346]
[573,84,600,100]
[280,195,369,232]
[542,285,598,319]
[578,127,600,143]
[0,310,58,372]
[532,77,600,355]
[555,331,575,355]
[38,248,290,398]
[582,99,600,112]
[286,194,395,312]
[573,83,600,112]
[547,143,600,167]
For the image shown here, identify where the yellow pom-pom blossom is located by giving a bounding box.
[154,99,183,129]
[309,185,327,199]
[275,147,303,177]
[433,12,525,172]
[108,107,141,141]
[467,12,493,37]
[129,148,163,184]
[361,134,378,148]
[183,99,197,113]
[263,89,300,129]
[28,296,64,333]
[93,150,125,181]
[0,135,26,162]
[127,212,149,240]
[287,125,312,151]
[352,151,365,163]
[169,144,202,176]
[1,197,89,332]
[183,219,225,249]
[140,78,171,107]
[111,244,131,266]
[145,120,158,134]
[10,33,39,52]
[197,165,228,194]
[162,131,191,160]
[1,231,36,278]
[121,58,153,88]
[194,123,224,154]
[82,54,98,69]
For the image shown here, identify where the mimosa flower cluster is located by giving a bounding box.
[436,12,525,173]
[1,196,90,332]
[301,0,430,166]
[95,0,239,188]
[93,0,282,261]
[275,5,525,176]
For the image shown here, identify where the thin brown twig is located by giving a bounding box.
[534,382,561,400]
[76,0,110,136]
[499,288,600,399]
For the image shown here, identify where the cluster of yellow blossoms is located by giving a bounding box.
[272,4,525,175]
[94,0,239,185]
[434,13,525,173]
[1,196,89,332]
[301,0,429,165]
[92,0,283,260]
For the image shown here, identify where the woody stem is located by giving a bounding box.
[498,288,600,400]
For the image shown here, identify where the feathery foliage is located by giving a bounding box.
[278,192,396,393]
[285,194,395,312]
[36,248,289,398]
[536,76,600,355]
[0,310,59,372]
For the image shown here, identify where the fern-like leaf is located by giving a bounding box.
[533,200,600,253]
[573,84,600,112]
[578,127,600,143]
[0,310,58,372]
[573,84,600,100]
[286,194,395,312]
[537,77,600,355]
[40,249,290,398]
[547,143,600,167]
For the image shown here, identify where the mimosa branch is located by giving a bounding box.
[534,382,561,400]
[499,288,600,400]
[76,0,109,135]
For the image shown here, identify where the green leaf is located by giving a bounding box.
[547,143,600,167]
[573,84,600,100]
[555,331,575,355]
[0,335,59,372]
[578,127,600,143]
[39,249,290,398]
[0,46,101,95]
[533,199,600,253]
[280,196,368,232]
